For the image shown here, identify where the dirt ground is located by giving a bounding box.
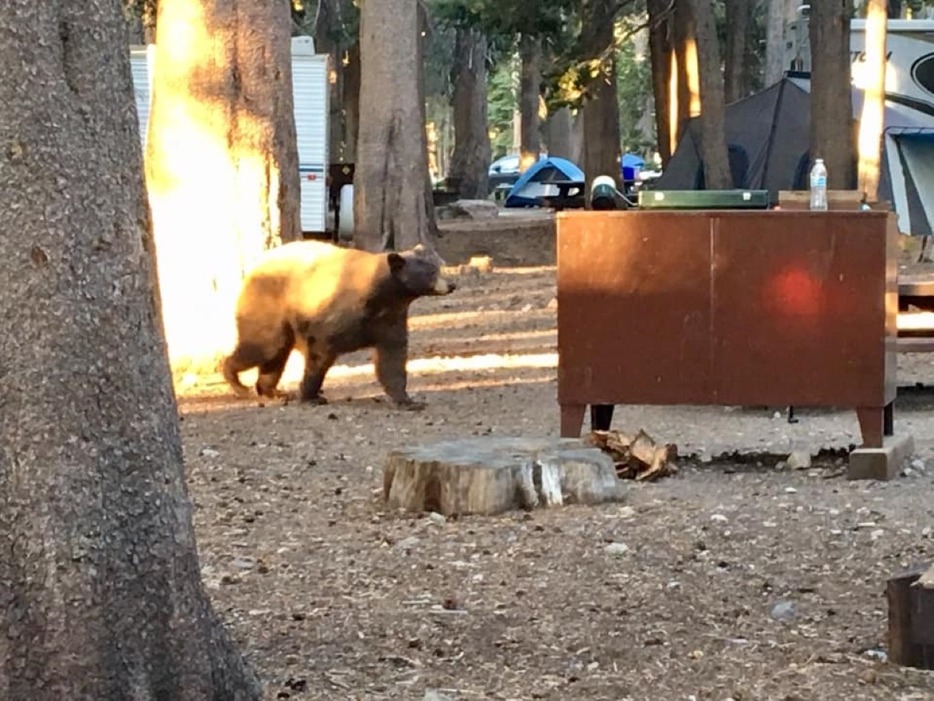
[178,214,934,700]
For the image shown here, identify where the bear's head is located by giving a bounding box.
[387,244,456,298]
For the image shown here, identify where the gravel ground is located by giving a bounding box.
[176,220,934,700]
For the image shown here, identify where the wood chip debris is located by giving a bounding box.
[585,429,679,481]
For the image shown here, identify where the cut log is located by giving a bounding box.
[383,437,626,516]
[887,563,934,669]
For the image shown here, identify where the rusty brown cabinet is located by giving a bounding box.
[556,210,898,447]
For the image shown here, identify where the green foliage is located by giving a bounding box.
[487,55,519,157]
[615,30,653,155]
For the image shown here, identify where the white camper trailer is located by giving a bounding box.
[129,37,329,236]
[785,13,934,114]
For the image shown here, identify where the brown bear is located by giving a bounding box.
[222,240,456,408]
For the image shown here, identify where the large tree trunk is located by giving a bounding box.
[0,2,259,697]
[145,0,302,375]
[810,0,856,189]
[449,26,492,199]
[354,0,438,251]
[581,0,622,189]
[857,0,887,200]
[724,0,751,103]
[688,0,732,188]
[647,0,674,165]
[518,34,542,172]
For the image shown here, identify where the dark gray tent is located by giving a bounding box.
[655,75,934,236]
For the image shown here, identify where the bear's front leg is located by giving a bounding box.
[374,342,423,410]
[298,344,336,404]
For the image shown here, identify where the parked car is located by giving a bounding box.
[488,152,551,194]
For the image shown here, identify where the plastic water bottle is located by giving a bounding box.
[809,158,828,211]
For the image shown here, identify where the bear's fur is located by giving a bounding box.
[222,240,456,407]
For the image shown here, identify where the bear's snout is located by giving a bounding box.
[434,277,456,295]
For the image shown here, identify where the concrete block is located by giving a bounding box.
[848,434,915,481]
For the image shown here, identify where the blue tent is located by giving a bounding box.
[622,153,645,168]
[505,156,586,208]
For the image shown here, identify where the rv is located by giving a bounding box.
[786,13,934,114]
[129,36,329,236]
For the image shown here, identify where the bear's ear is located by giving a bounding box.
[413,243,426,254]
[387,252,406,272]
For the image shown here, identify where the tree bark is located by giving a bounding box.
[724,0,751,103]
[581,0,622,189]
[0,2,260,698]
[146,0,302,374]
[518,34,543,171]
[809,0,856,189]
[647,0,674,165]
[354,0,438,251]
[688,0,733,188]
[449,27,492,199]
[672,0,699,150]
[314,0,360,163]
[857,0,887,200]
[764,0,788,85]
[543,106,576,160]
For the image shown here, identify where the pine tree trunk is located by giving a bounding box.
[344,39,362,163]
[647,0,674,165]
[809,0,856,189]
[0,2,260,697]
[581,0,622,189]
[354,0,438,251]
[686,0,732,188]
[673,0,699,149]
[724,0,750,103]
[764,0,788,85]
[857,0,887,200]
[518,34,542,171]
[543,106,575,160]
[314,0,360,163]
[449,27,492,199]
[145,0,302,375]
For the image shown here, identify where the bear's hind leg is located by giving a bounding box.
[255,341,294,398]
[374,342,422,410]
[223,343,266,397]
[298,344,336,404]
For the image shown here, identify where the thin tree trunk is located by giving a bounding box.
[314,0,346,161]
[581,0,622,189]
[344,38,361,162]
[688,0,733,188]
[518,34,543,171]
[857,0,887,200]
[355,0,438,251]
[0,2,259,697]
[809,0,856,189]
[544,106,575,159]
[673,0,699,150]
[724,0,751,103]
[314,0,359,163]
[449,27,492,199]
[647,0,674,165]
[764,0,788,85]
[146,0,302,373]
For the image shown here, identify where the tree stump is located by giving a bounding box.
[888,563,934,669]
[383,437,627,516]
